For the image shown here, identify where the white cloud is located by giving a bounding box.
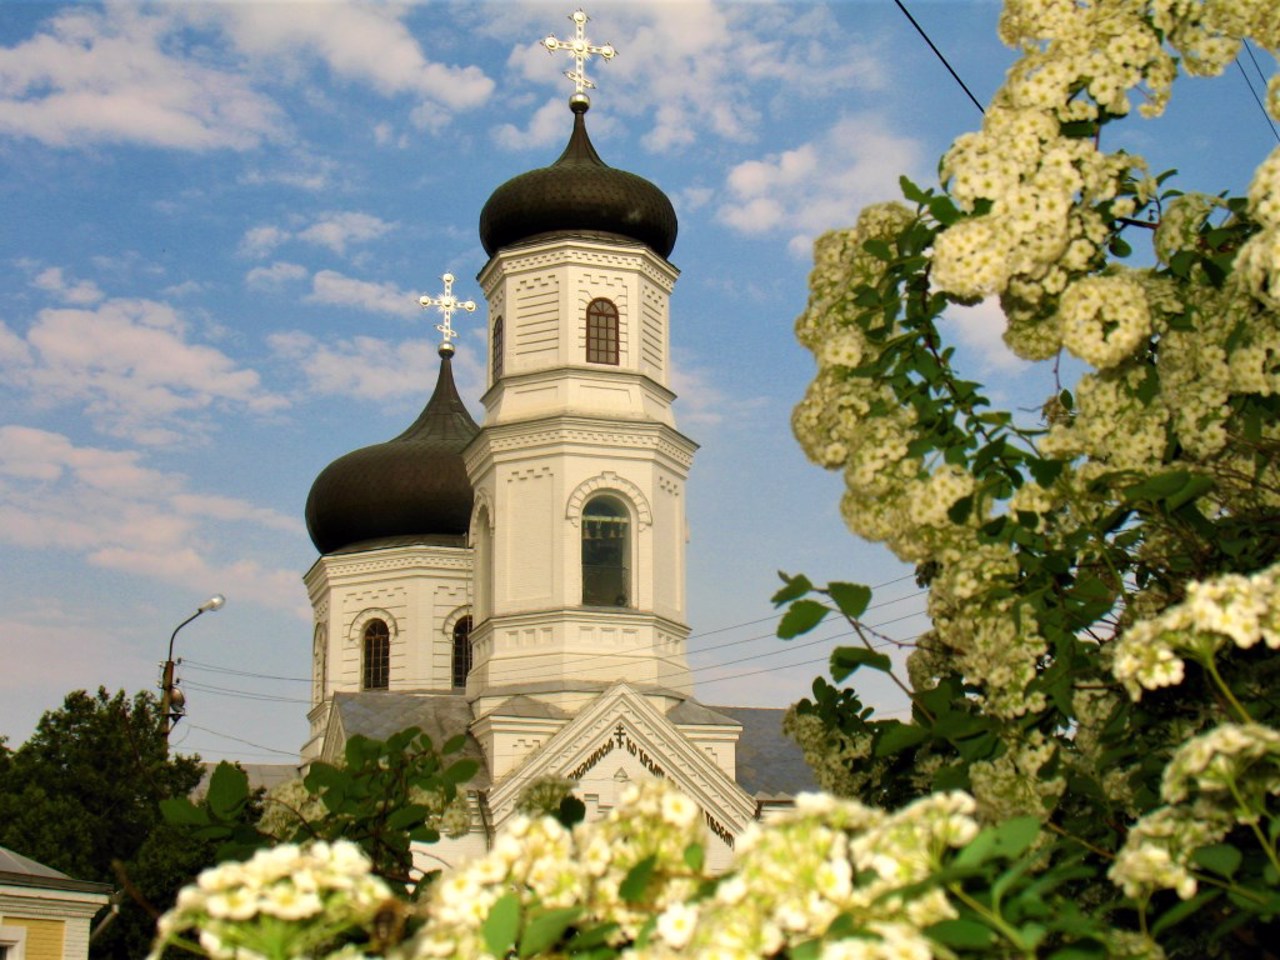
[495,2,886,155]
[32,266,104,305]
[205,3,494,110]
[297,212,394,255]
[239,212,395,259]
[246,261,308,290]
[670,357,767,428]
[2,297,287,445]
[268,330,440,402]
[306,270,417,318]
[945,298,1030,373]
[717,114,923,255]
[0,425,304,614]
[240,225,290,258]
[0,5,282,150]
[492,96,574,151]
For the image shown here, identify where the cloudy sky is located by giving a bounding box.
[1,0,1274,763]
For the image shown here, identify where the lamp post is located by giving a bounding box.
[160,594,225,739]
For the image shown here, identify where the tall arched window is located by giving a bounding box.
[362,619,390,690]
[452,616,473,689]
[492,315,504,381]
[312,623,327,704]
[586,298,619,365]
[582,496,630,606]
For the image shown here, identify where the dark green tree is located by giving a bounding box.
[0,688,218,959]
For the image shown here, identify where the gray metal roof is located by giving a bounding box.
[332,691,489,788]
[710,705,819,798]
[0,846,112,895]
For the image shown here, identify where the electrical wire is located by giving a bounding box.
[183,722,300,758]
[1235,43,1280,144]
[893,0,985,115]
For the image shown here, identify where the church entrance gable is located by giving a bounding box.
[483,684,756,860]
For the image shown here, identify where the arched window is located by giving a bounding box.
[492,315,504,381]
[362,619,390,690]
[312,623,327,704]
[582,496,630,606]
[586,298,619,365]
[452,616,473,689]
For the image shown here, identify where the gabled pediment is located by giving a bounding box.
[483,683,757,850]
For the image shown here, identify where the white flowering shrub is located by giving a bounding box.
[781,0,1280,954]
[149,840,392,960]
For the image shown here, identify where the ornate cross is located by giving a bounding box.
[542,9,616,104]
[418,273,476,355]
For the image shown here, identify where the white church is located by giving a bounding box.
[296,12,815,872]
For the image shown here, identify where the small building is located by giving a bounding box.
[0,847,110,960]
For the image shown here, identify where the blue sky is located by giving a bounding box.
[1,0,1275,763]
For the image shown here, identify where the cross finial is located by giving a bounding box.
[418,272,476,357]
[542,9,616,107]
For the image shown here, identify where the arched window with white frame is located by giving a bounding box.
[362,619,390,690]
[581,495,630,607]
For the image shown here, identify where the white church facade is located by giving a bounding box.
[296,18,814,872]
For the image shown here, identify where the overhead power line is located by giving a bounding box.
[893,0,985,115]
[1236,42,1280,145]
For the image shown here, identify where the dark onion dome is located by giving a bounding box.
[305,347,479,555]
[479,99,677,260]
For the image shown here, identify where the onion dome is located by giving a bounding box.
[479,99,677,259]
[305,347,479,555]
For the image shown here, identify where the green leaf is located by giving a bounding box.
[772,571,814,606]
[928,195,961,226]
[826,582,872,619]
[385,804,428,832]
[862,238,893,261]
[160,796,209,827]
[1191,843,1242,879]
[206,762,249,820]
[926,918,996,948]
[778,600,830,639]
[683,843,705,872]
[873,721,929,757]
[483,892,521,958]
[899,175,929,204]
[442,733,467,754]
[830,646,891,682]
[443,758,479,785]
[1151,889,1221,936]
[991,816,1041,859]
[619,855,657,904]
[519,907,582,958]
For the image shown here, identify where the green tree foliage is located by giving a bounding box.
[164,727,478,896]
[0,688,218,959]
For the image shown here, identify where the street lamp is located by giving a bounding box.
[160,594,225,738]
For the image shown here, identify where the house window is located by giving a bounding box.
[452,616,473,689]
[582,496,630,607]
[362,619,390,690]
[586,298,619,365]
[492,315,504,381]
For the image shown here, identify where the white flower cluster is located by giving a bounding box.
[150,840,390,960]
[1111,722,1280,901]
[1112,562,1280,699]
[402,781,983,960]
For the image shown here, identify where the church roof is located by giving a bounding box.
[329,691,490,788]
[305,349,479,555]
[710,706,820,798]
[0,846,111,895]
[479,99,677,260]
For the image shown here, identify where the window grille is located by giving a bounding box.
[586,298,619,365]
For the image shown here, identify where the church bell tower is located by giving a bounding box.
[464,17,696,718]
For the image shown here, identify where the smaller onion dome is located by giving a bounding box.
[305,347,479,555]
[479,99,677,259]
